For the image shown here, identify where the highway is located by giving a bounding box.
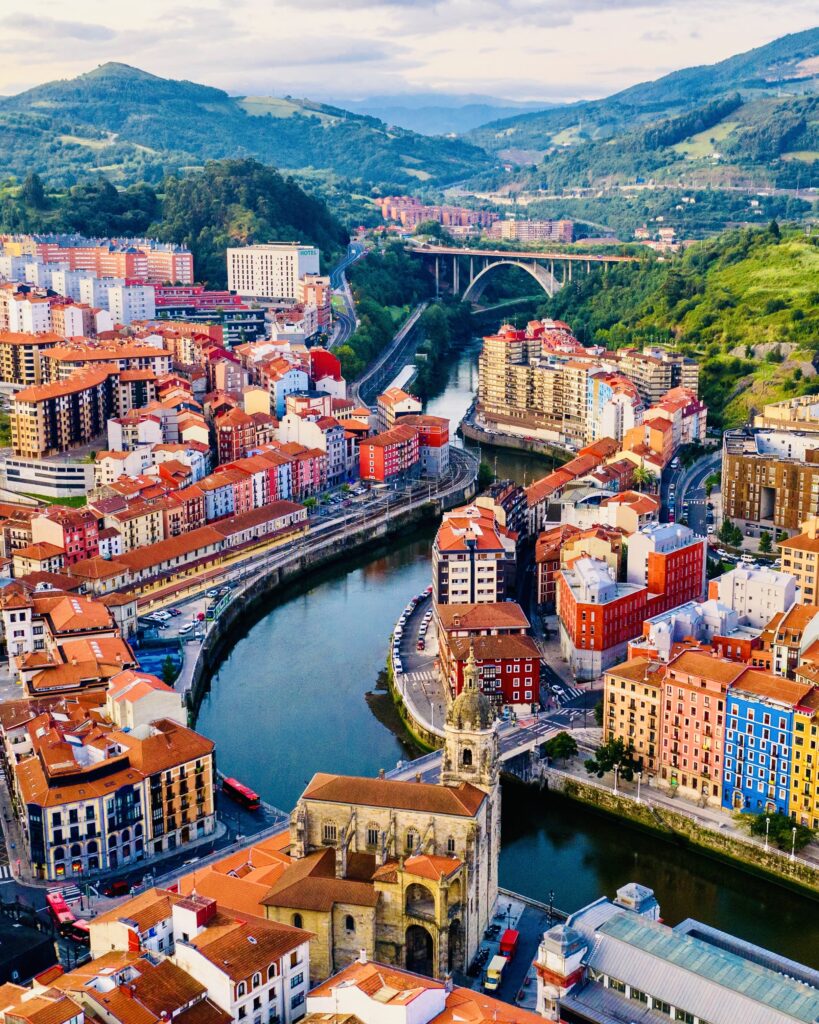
[329,241,365,349]
[405,242,638,264]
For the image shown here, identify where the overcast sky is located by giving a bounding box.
[0,1,816,103]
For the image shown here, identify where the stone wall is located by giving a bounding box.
[542,770,819,896]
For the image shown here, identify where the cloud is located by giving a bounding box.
[0,14,116,40]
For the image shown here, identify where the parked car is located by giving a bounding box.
[102,879,130,898]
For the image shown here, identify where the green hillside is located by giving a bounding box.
[0,63,495,190]
[539,224,819,428]
[468,29,819,188]
[0,159,349,289]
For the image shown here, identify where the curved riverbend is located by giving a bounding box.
[197,341,819,967]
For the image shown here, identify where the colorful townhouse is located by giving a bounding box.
[722,669,814,815]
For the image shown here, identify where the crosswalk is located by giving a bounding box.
[49,884,83,905]
[406,669,438,685]
[550,685,584,705]
[0,864,11,880]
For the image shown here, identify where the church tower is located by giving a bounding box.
[440,641,501,951]
[440,642,499,794]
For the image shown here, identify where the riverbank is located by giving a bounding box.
[460,402,573,464]
[538,763,819,899]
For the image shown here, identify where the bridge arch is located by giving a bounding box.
[461,258,560,302]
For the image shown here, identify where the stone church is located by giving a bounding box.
[262,647,501,981]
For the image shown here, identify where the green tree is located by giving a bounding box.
[632,464,652,492]
[584,737,642,781]
[593,699,604,727]
[704,472,720,498]
[161,654,177,685]
[719,517,736,545]
[477,461,495,490]
[748,812,813,852]
[542,731,578,763]
[759,531,772,554]
[21,172,47,209]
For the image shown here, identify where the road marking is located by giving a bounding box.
[0,865,12,880]
[49,884,82,904]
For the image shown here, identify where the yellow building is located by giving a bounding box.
[789,682,819,829]
[106,503,165,552]
[780,517,819,605]
[603,657,664,775]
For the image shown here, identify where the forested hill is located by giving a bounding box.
[467,28,819,189]
[0,160,349,289]
[0,62,495,189]
[539,224,819,428]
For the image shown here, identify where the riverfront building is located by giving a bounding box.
[226,243,320,301]
[722,670,813,815]
[604,658,664,775]
[535,880,819,1024]
[266,663,500,981]
[432,503,517,606]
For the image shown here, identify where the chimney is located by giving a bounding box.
[415,773,422,783]
[378,768,385,779]
[358,949,367,964]
[444,974,454,994]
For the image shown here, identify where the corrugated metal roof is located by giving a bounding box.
[588,912,819,1024]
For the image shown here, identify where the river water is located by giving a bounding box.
[197,339,819,966]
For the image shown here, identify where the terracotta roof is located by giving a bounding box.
[403,854,462,881]
[263,849,380,912]
[14,366,111,403]
[605,657,666,688]
[302,773,486,817]
[187,912,311,983]
[780,533,819,554]
[108,669,174,702]
[360,424,418,449]
[117,718,213,774]
[91,888,182,933]
[731,668,815,706]
[116,526,223,572]
[436,602,530,632]
[68,556,129,580]
[14,542,64,560]
[447,633,540,662]
[667,649,746,686]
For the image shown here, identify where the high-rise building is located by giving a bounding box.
[226,244,320,300]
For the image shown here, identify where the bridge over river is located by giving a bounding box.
[407,243,637,301]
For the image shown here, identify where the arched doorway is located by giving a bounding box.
[406,924,434,976]
[405,883,435,919]
[448,919,463,972]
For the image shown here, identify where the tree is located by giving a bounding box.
[477,461,495,490]
[21,172,47,209]
[161,654,177,685]
[593,699,604,727]
[759,531,772,554]
[704,472,720,498]
[632,464,652,492]
[719,517,737,545]
[748,812,813,852]
[584,737,642,781]
[542,731,578,763]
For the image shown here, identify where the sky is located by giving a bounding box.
[0,1,816,103]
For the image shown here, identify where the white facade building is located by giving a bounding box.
[712,566,799,629]
[227,244,320,300]
[108,284,156,325]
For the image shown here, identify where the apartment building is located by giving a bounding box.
[389,413,450,477]
[0,330,63,386]
[790,688,819,829]
[227,243,320,300]
[617,346,699,404]
[432,503,517,605]
[375,387,422,431]
[708,565,797,629]
[358,424,419,483]
[604,657,664,774]
[722,426,819,533]
[780,516,819,603]
[10,367,116,458]
[489,218,575,243]
[439,633,541,709]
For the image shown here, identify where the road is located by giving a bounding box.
[353,303,428,406]
[329,242,365,349]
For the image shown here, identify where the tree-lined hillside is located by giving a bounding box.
[540,224,819,427]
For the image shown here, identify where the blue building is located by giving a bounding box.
[722,668,812,815]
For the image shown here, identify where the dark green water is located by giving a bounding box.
[197,342,819,968]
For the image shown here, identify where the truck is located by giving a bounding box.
[484,954,507,992]
[500,928,519,960]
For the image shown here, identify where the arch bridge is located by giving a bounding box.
[406,243,637,302]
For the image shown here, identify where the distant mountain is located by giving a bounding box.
[330,93,553,135]
[0,63,496,189]
[468,28,819,187]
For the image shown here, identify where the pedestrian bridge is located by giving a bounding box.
[406,243,637,302]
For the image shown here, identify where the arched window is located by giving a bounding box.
[122,829,130,843]
[53,847,64,861]
[344,914,355,933]
[267,964,278,981]
[87,840,98,854]
[135,823,143,836]
[108,834,117,848]
[462,747,473,767]
[292,913,303,929]
[252,973,261,989]
[406,829,419,853]
[237,982,245,998]
[70,844,81,858]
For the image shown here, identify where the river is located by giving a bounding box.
[197,340,819,967]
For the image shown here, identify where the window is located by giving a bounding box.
[406,829,419,852]
[252,974,261,989]
[290,994,304,1010]
[366,825,379,847]
[267,964,278,981]
[290,973,304,989]
[291,914,303,929]
[462,747,473,767]
[322,823,337,843]
[447,837,456,855]
[344,915,355,933]
[238,983,246,998]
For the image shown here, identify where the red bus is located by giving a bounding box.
[46,892,75,934]
[68,919,90,944]
[222,777,260,811]
[500,929,519,960]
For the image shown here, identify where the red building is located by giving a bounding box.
[216,408,276,464]
[397,414,450,477]
[172,484,206,532]
[359,425,419,483]
[441,633,541,709]
[308,347,342,387]
[31,508,100,567]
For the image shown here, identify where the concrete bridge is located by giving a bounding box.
[406,243,637,302]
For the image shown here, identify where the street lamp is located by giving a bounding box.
[764,816,770,853]
[636,771,642,805]
[613,763,620,797]
[791,826,797,862]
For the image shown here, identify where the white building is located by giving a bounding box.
[7,294,51,333]
[51,268,90,301]
[227,244,320,300]
[108,284,156,325]
[79,275,124,310]
[712,566,799,629]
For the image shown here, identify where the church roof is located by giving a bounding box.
[301,774,486,818]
